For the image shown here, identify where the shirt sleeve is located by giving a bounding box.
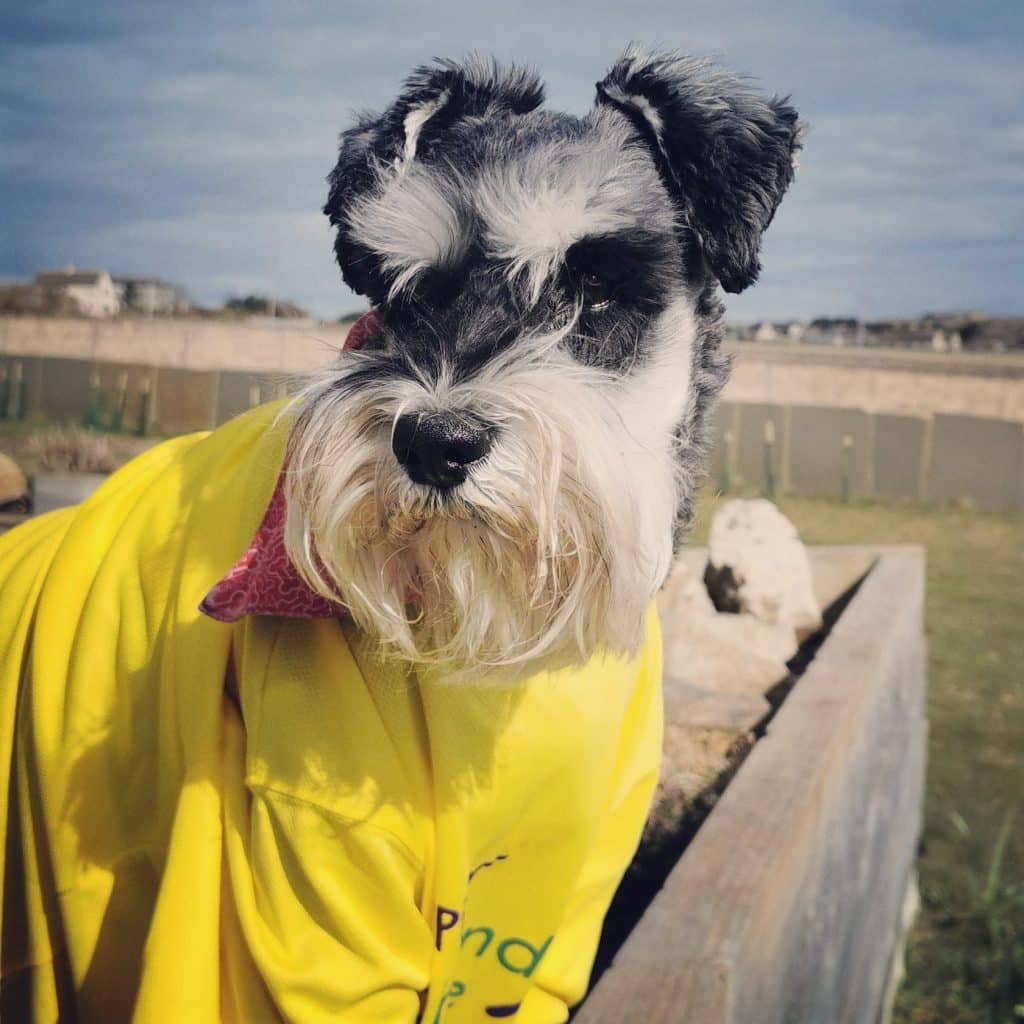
[518,608,665,1022]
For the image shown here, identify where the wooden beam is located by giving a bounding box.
[578,546,926,1024]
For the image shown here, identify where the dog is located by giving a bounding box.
[0,48,800,1023]
[288,47,802,682]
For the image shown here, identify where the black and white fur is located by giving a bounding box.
[285,47,802,680]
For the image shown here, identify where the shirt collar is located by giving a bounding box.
[199,309,379,623]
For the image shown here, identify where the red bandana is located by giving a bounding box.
[200,309,379,623]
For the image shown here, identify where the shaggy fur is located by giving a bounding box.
[286,47,802,680]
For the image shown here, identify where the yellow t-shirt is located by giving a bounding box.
[0,403,663,1023]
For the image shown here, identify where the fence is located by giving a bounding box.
[0,315,344,436]
[2,318,1023,511]
[712,401,1024,512]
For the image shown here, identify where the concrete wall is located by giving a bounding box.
[714,401,1024,512]
[788,406,874,497]
[873,415,929,501]
[928,415,1024,511]
[0,315,347,375]
[0,317,341,435]
[2,318,1023,511]
[3,318,1023,420]
[726,341,1024,422]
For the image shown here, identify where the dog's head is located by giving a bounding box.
[286,47,802,679]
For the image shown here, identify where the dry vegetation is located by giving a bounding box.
[0,419,156,478]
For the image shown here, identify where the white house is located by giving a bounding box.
[114,276,190,315]
[35,267,120,317]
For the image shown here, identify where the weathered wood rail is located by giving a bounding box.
[579,546,926,1024]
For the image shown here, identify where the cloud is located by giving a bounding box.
[1,0,1022,320]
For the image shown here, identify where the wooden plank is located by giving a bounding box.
[578,546,926,1024]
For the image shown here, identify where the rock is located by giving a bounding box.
[657,556,794,695]
[662,676,770,734]
[0,453,27,506]
[657,557,717,619]
[705,498,822,635]
[659,557,790,688]
[661,607,795,695]
[649,555,797,841]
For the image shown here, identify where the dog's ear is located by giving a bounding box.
[595,48,803,293]
[325,57,545,296]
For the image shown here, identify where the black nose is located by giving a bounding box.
[392,412,494,489]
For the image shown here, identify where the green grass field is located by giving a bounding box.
[691,487,1024,1024]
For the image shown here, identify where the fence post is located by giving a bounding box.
[136,377,152,437]
[763,420,776,501]
[85,369,105,429]
[9,361,25,422]
[841,435,854,503]
[109,371,129,433]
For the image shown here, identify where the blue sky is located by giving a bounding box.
[2,0,1022,322]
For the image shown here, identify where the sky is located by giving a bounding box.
[1,0,1022,323]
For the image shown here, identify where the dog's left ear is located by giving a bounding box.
[596,48,804,293]
[325,57,545,297]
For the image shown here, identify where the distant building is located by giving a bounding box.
[114,276,190,315]
[922,310,988,325]
[728,312,1020,353]
[34,266,120,318]
[224,294,308,319]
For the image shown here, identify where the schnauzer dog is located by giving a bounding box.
[285,46,803,681]
[0,47,803,1023]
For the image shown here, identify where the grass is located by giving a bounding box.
[690,486,1024,1024]
[0,416,156,477]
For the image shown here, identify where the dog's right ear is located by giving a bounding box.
[325,57,545,297]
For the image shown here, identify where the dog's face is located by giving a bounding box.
[285,48,802,680]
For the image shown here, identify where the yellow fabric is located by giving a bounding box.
[0,402,663,1023]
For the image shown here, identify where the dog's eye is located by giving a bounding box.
[580,271,614,311]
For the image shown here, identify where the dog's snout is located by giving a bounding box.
[392,412,494,489]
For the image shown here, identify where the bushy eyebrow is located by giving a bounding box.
[566,229,676,269]
[347,166,471,300]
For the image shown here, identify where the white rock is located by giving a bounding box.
[0,453,27,506]
[658,558,716,620]
[661,612,793,695]
[657,556,795,695]
[650,558,792,833]
[705,498,822,634]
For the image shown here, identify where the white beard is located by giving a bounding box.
[283,305,695,682]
